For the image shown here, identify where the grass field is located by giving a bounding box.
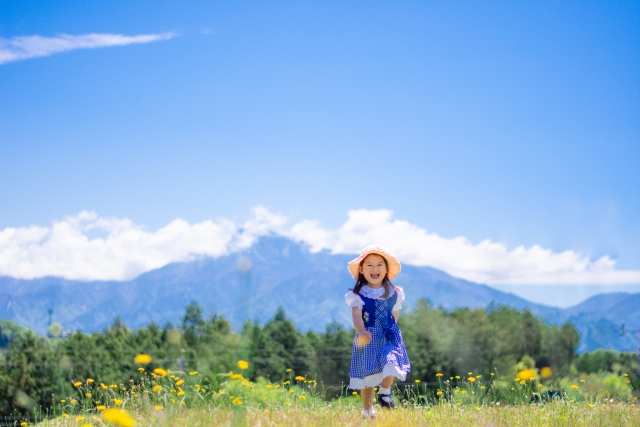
[16,358,637,427]
[35,403,640,427]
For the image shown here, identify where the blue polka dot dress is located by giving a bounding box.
[345,285,411,389]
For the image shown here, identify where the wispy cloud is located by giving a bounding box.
[0,32,176,65]
[0,207,638,285]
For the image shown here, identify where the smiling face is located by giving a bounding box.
[359,254,388,287]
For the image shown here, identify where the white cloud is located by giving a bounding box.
[0,32,176,65]
[0,207,284,281]
[287,209,640,286]
[0,207,638,285]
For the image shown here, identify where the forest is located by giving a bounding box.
[0,299,638,417]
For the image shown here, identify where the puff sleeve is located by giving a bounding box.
[392,287,405,312]
[345,290,364,310]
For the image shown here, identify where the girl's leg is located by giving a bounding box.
[380,375,394,389]
[361,387,374,410]
[378,376,396,409]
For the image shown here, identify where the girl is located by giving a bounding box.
[345,245,410,418]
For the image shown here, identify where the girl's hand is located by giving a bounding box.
[356,330,372,347]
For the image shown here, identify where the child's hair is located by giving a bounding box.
[352,254,396,299]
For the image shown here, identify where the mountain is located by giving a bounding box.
[0,236,638,353]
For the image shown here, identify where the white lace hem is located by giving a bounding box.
[349,363,407,389]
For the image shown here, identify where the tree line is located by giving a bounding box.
[0,299,637,416]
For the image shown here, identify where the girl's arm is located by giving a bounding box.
[351,307,372,343]
[393,310,399,322]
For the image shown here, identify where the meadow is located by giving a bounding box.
[1,302,638,426]
[9,357,639,427]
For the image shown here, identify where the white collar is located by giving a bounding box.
[359,285,395,299]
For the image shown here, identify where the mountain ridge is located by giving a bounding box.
[1,235,638,353]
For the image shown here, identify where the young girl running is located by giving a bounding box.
[345,245,411,418]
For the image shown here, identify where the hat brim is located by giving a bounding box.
[347,247,401,280]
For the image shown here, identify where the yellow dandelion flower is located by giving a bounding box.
[571,385,579,390]
[60,399,66,403]
[177,391,185,396]
[113,399,123,405]
[275,385,280,389]
[300,395,306,400]
[137,368,144,372]
[20,422,27,427]
[189,371,198,376]
[289,389,294,393]
[85,392,92,398]
[134,354,152,364]
[171,398,176,404]
[152,385,162,392]
[511,387,515,391]
[266,384,272,389]
[516,369,536,381]
[286,368,292,372]
[283,381,290,385]
[436,373,443,377]
[100,383,108,389]
[540,367,553,379]
[468,372,473,375]
[109,384,117,388]
[232,397,243,405]
[63,414,68,418]
[476,375,482,379]
[237,360,249,370]
[475,407,481,411]
[175,379,185,386]
[415,379,421,383]
[480,386,486,389]
[154,405,163,411]
[580,379,585,383]
[461,390,467,395]
[589,404,594,408]
[520,380,525,385]
[74,381,83,387]
[295,376,305,381]
[81,424,92,427]
[76,416,85,422]
[623,373,628,377]
[97,405,106,411]
[455,375,460,379]
[86,378,94,383]
[570,399,575,403]
[195,384,201,391]
[468,377,476,383]
[436,391,443,396]
[153,368,168,377]
[102,408,135,427]
[70,399,77,405]
[490,373,495,376]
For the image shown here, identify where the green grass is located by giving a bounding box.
[35,403,640,427]
[19,362,638,427]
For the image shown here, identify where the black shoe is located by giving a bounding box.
[378,393,395,409]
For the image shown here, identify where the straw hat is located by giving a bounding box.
[347,245,401,280]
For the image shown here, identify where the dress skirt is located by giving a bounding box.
[349,322,411,389]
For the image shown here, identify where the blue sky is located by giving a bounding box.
[1,1,639,305]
